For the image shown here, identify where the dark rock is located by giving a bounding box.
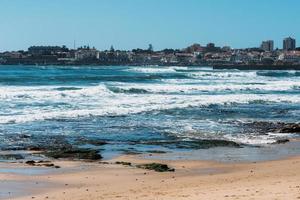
[18,134,31,139]
[245,121,300,134]
[25,160,36,166]
[99,161,110,164]
[75,138,108,146]
[243,121,285,133]
[146,150,167,154]
[87,140,107,146]
[273,139,290,144]
[44,148,102,160]
[26,160,59,168]
[138,139,240,149]
[37,160,51,163]
[30,135,73,151]
[27,146,44,151]
[121,149,143,155]
[115,161,132,166]
[279,124,300,133]
[136,163,175,172]
[182,140,241,149]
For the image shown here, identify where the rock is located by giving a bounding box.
[37,160,51,163]
[139,139,241,149]
[244,121,300,134]
[115,161,132,166]
[146,150,167,154]
[99,161,110,164]
[75,138,108,146]
[27,146,44,151]
[45,148,102,160]
[25,160,60,168]
[243,121,285,133]
[87,140,107,146]
[170,140,241,149]
[185,140,241,149]
[18,134,31,139]
[273,139,290,144]
[279,124,300,133]
[121,149,143,155]
[136,163,175,172]
[25,160,36,166]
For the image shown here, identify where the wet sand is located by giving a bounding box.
[1,155,300,200]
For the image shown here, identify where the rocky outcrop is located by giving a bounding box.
[136,163,175,172]
[244,121,300,134]
[279,124,300,133]
[273,139,290,144]
[45,148,102,160]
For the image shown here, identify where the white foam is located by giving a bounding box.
[223,134,277,145]
[126,67,177,73]
[111,81,300,93]
[1,68,300,125]
[1,85,300,124]
[188,71,259,79]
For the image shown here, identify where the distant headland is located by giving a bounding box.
[1,37,300,70]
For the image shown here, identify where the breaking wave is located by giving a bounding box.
[1,82,300,124]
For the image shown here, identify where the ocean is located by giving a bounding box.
[0,65,300,160]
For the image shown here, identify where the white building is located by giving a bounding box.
[75,48,100,60]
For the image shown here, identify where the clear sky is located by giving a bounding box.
[0,0,299,51]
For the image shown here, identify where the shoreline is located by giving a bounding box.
[1,64,300,71]
[213,64,300,70]
[1,153,300,200]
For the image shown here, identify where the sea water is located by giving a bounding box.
[0,65,300,159]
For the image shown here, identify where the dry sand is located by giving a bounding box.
[1,155,300,200]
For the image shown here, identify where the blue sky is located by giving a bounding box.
[0,0,299,51]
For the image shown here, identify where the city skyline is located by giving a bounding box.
[0,0,300,51]
[0,36,298,52]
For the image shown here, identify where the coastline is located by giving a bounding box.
[1,153,300,200]
[2,64,300,71]
[213,64,300,70]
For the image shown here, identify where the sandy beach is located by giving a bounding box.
[0,155,299,200]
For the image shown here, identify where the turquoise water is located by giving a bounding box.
[0,65,300,158]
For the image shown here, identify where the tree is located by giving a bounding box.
[162,48,176,54]
[148,44,153,52]
[110,45,115,52]
[196,54,202,60]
